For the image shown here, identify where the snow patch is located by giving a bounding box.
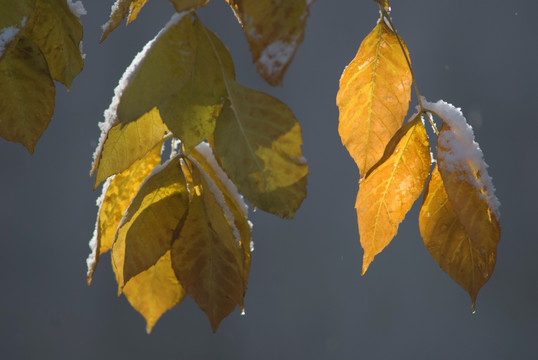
[422,97,500,218]
[67,0,87,18]
[258,38,298,77]
[86,175,114,278]
[0,17,27,59]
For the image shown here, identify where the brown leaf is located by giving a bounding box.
[226,0,312,85]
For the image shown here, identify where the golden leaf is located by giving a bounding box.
[419,166,498,308]
[189,143,251,309]
[23,0,84,89]
[87,146,162,285]
[226,0,312,85]
[123,251,186,333]
[171,159,244,332]
[117,13,233,152]
[112,156,189,293]
[356,117,430,274]
[91,107,168,188]
[337,20,412,178]
[169,0,210,13]
[0,37,55,153]
[213,76,308,218]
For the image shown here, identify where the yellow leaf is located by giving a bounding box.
[23,0,84,89]
[0,37,55,153]
[189,143,251,309]
[112,156,189,293]
[226,0,312,85]
[171,159,244,332]
[91,107,168,188]
[117,13,234,151]
[0,0,33,29]
[100,0,148,42]
[419,166,498,308]
[87,146,162,285]
[422,99,500,307]
[123,251,186,333]
[213,76,308,218]
[356,117,430,274]
[337,20,412,178]
[373,0,390,11]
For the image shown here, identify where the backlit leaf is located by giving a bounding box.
[117,13,234,151]
[91,107,168,188]
[0,37,54,153]
[171,159,244,332]
[213,76,308,218]
[87,146,162,285]
[226,0,312,85]
[123,251,186,333]
[23,0,84,89]
[419,166,498,308]
[189,143,251,308]
[112,156,189,292]
[356,117,430,274]
[337,20,412,177]
[422,99,500,306]
[169,0,210,13]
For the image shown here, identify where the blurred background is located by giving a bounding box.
[1,0,537,358]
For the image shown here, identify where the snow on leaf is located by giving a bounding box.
[171,158,245,332]
[419,165,499,309]
[226,0,312,85]
[337,19,412,178]
[86,146,162,285]
[356,116,431,274]
[423,98,500,219]
[112,156,189,292]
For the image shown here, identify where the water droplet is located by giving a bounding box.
[483,271,489,279]
[250,240,255,252]
[240,308,246,316]
[471,303,477,315]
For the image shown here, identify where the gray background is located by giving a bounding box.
[1,0,537,358]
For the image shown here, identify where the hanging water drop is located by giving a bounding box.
[240,308,246,316]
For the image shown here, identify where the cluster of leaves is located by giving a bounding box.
[0,0,84,152]
[337,1,501,310]
[87,0,312,332]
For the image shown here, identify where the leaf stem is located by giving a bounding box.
[379,6,439,135]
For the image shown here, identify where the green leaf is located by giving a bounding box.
[91,107,168,188]
[112,156,189,292]
[117,12,234,151]
[171,158,244,332]
[23,0,84,89]
[213,77,308,218]
[0,37,54,153]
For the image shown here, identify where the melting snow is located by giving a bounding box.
[67,0,87,18]
[422,97,500,218]
[258,38,297,77]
